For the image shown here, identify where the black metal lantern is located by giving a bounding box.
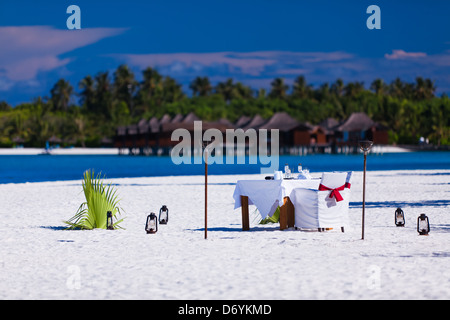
[106,211,114,230]
[159,205,169,224]
[395,207,405,227]
[145,212,158,234]
[359,140,374,154]
[417,214,430,235]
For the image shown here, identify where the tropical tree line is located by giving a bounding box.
[0,64,449,147]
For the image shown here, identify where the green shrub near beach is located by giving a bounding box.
[64,169,124,230]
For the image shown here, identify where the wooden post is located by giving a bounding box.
[240,196,250,231]
[362,152,367,240]
[205,149,208,239]
[359,140,373,240]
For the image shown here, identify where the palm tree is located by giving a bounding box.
[215,78,236,102]
[50,79,73,111]
[73,115,87,147]
[79,75,96,111]
[316,82,331,101]
[344,81,365,98]
[268,78,288,99]
[425,78,436,99]
[28,97,51,146]
[370,78,387,96]
[113,65,137,113]
[190,76,212,97]
[256,88,266,99]
[331,78,345,97]
[162,76,185,103]
[13,111,29,143]
[414,77,436,100]
[94,71,113,117]
[234,82,253,100]
[215,79,253,102]
[389,78,405,98]
[141,67,163,96]
[292,75,312,99]
[136,67,164,110]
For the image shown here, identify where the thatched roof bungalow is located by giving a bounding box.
[241,115,266,130]
[257,112,299,147]
[234,115,251,128]
[148,117,160,133]
[114,111,389,154]
[335,112,388,144]
[159,112,233,147]
[258,112,299,132]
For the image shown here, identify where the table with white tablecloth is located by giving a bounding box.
[233,179,320,230]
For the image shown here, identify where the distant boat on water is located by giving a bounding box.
[39,149,52,155]
[39,141,52,155]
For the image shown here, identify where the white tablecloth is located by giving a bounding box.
[233,179,320,218]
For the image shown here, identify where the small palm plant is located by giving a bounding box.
[64,169,124,230]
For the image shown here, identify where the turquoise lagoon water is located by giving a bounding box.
[0,152,449,184]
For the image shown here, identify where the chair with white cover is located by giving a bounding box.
[344,171,353,189]
[290,172,352,232]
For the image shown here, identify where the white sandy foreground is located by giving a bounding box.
[0,170,449,300]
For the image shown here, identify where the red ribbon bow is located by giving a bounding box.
[318,184,345,202]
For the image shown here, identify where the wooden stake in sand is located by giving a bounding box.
[359,140,373,240]
[204,147,208,240]
[203,137,215,240]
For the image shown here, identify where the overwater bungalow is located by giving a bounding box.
[319,118,340,144]
[335,112,389,146]
[257,112,299,148]
[291,123,327,146]
[114,111,388,155]
[239,114,266,131]
[234,115,251,128]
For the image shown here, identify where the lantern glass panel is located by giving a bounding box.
[418,219,427,232]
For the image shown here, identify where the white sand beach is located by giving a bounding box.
[0,148,123,155]
[0,169,449,300]
[0,145,411,156]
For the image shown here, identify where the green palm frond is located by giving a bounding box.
[64,169,125,230]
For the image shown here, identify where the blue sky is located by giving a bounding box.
[1,0,450,105]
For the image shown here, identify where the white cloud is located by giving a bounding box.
[113,50,356,80]
[0,26,126,85]
[113,49,450,95]
[116,51,278,76]
[384,49,427,60]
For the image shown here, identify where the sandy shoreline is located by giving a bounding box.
[0,147,121,155]
[0,145,412,155]
[0,169,449,300]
